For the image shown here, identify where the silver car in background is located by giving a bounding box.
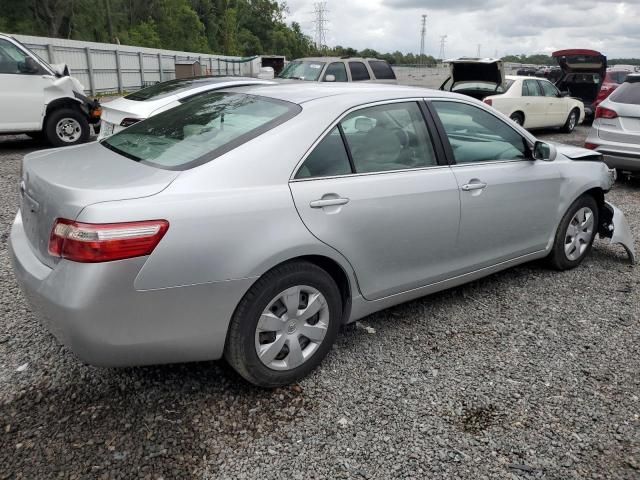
[10,83,635,387]
[586,74,640,175]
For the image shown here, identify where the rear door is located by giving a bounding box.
[521,79,547,128]
[429,99,563,271]
[290,100,460,300]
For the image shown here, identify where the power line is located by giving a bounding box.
[313,2,329,52]
[419,14,427,67]
[438,35,447,61]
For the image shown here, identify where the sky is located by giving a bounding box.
[284,0,640,59]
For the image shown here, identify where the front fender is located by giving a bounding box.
[599,201,635,264]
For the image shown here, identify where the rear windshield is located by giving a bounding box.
[101,92,301,170]
[125,78,221,101]
[279,61,326,81]
[609,81,640,105]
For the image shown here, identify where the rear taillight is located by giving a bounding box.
[595,106,618,119]
[483,98,493,106]
[585,142,599,150]
[48,219,169,263]
[120,118,141,127]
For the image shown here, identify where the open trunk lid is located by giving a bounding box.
[19,142,179,268]
[446,58,505,87]
[553,49,607,76]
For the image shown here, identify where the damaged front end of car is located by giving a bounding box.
[598,201,636,264]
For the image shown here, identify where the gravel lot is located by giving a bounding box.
[1,126,639,479]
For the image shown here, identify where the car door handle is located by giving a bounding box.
[310,197,350,208]
[461,182,487,191]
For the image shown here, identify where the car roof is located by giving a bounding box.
[223,82,453,105]
[291,57,386,63]
[506,75,552,81]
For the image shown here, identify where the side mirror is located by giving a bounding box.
[558,90,569,97]
[532,141,552,161]
[324,74,336,82]
[19,57,40,74]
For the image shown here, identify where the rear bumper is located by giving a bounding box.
[9,210,255,367]
[585,134,640,171]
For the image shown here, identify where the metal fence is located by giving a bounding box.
[9,33,256,96]
[392,65,450,89]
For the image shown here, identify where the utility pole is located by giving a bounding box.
[477,44,482,57]
[438,35,447,62]
[419,14,427,67]
[313,2,329,53]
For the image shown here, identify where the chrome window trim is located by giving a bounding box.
[289,97,442,182]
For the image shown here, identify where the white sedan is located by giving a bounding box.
[483,75,585,133]
[98,76,274,139]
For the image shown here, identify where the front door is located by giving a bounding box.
[538,79,569,126]
[430,99,564,272]
[0,38,49,132]
[290,101,461,300]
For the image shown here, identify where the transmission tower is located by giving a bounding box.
[419,14,427,67]
[313,2,329,52]
[438,35,447,61]
[476,44,482,57]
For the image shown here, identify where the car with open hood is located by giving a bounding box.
[439,57,508,100]
[553,49,607,119]
[0,33,101,146]
[10,83,634,387]
[97,76,275,139]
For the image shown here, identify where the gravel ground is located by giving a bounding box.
[1,127,639,479]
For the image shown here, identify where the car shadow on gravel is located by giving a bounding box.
[0,359,309,478]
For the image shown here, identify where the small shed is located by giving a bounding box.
[175,60,202,79]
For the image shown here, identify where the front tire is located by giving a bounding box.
[44,107,90,147]
[225,261,342,387]
[561,108,579,133]
[547,195,598,270]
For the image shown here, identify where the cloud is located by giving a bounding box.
[284,1,640,59]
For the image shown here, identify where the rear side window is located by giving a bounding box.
[324,62,348,82]
[609,81,640,105]
[349,62,371,81]
[341,102,437,173]
[102,92,300,170]
[295,127,352,179]
[368,60,396,80]
[522,80,542,96]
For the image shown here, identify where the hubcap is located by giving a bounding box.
[55,118,82,143]
[511,115,522,125]
[564,207,594,261]
[568,112,576,131]
[255,285,330,371]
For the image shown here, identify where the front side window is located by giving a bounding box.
[0,39,33,74]
[349,62,371,81]
[432,101,527,164]
[324,62,348,82]
[102,92,300,170]
[539,80,559,97]
[341,102,437,173]
[522,79,542,96]
[279,60,326,81]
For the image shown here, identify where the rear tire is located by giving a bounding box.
[547,195,598,270]
[510,112,524,126]
[44,107,90,147]
[225,261,342,387]
[561,108,579,133]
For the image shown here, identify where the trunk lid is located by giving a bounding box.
[553,49,607,76]
[447,58,505,87]
[20,142,179,267]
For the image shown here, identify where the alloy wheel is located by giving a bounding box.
[254,285,329,371]
[564,207,594,261]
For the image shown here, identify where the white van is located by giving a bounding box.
[0,34,101,146]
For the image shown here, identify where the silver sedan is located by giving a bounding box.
[10,83,635,387]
